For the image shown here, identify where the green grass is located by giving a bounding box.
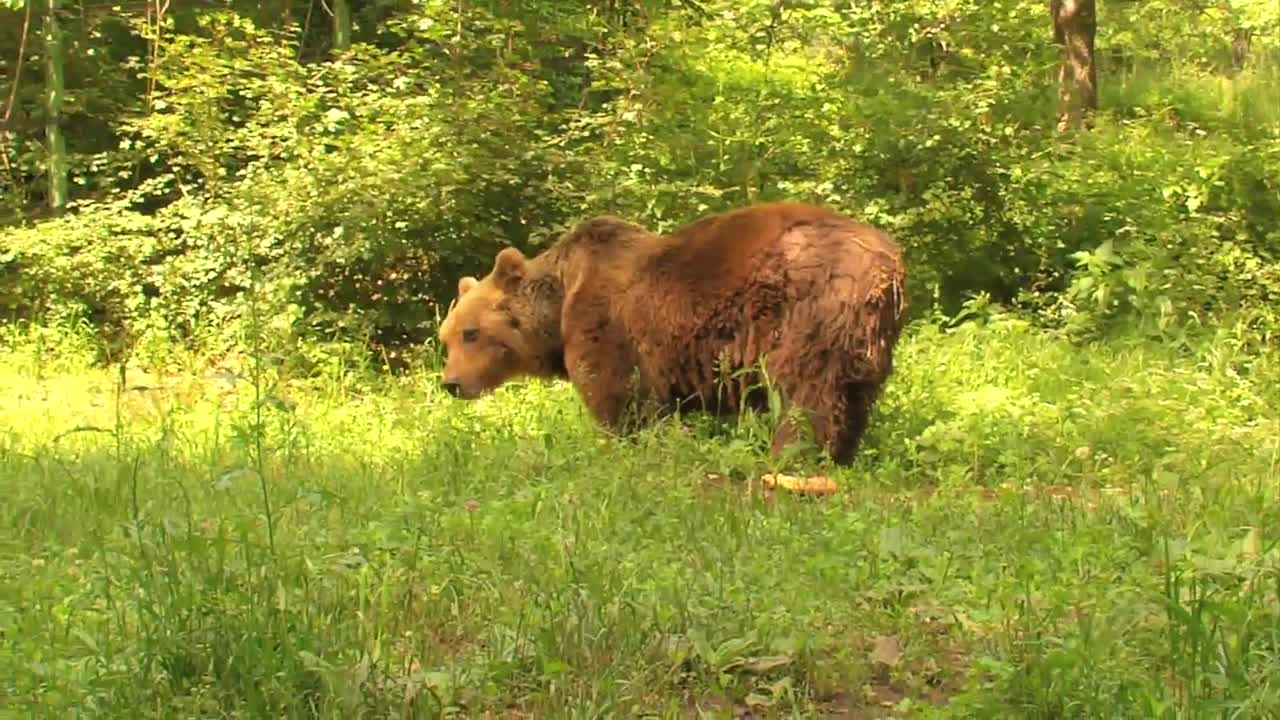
[1103,59,1280,134]
[2,315,1278,719]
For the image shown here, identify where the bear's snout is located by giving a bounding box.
[440,380,462,397]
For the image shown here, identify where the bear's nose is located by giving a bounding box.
[441,380,461,397]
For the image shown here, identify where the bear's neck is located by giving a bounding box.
[519,258,569,379]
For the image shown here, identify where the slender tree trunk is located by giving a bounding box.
[1051,0,1097,133]
[257,0,292,28]
[332,0,351,52]
[43,0,68,212]
[1231,27,1251,72]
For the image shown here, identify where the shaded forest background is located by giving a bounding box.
[1,0,1278,370]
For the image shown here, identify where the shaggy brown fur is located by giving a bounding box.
[438,202,907,464]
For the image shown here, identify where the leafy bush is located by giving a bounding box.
[1,1,1278,364]
[0,200,161,336]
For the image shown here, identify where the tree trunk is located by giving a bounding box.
[332,0,351,52]
[254,0,293,29]
[1051,0,1097,133]
[1231,27,1251,72]
[44,0,68,211]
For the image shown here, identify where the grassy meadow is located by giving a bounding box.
[2,315,1278,719]
[3,0,1280,716]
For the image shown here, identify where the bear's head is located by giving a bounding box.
[437,247,565,399]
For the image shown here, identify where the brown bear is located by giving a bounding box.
[437,202,907,464]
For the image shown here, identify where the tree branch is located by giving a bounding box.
[2,0,33,128]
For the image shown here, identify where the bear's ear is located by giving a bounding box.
[458,276,478,296]
[492,247,527,291]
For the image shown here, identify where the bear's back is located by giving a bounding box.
[642,202,881,294]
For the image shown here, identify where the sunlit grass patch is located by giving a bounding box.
[1,319,1277,717]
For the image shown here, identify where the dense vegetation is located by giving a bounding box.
[2,0,1278,717]
[3,0,1278,361]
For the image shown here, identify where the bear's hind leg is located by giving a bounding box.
[768,381,878,466]
[826,382,880,465]
[767,383,837,464]
[768,412,807,461]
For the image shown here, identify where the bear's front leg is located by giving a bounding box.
[563,336,643,435]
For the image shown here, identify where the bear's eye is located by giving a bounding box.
[462,328,480,343]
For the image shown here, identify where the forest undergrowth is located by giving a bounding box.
[2,313,1277,718]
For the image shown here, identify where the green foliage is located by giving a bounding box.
[3,5,1279,716]
[5,6,593,364]
[1105,0,1280,72]
[1,318,1276,716]
[0,200,161,335]
[1,0,1279,361]
[1023,120,1280,343]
